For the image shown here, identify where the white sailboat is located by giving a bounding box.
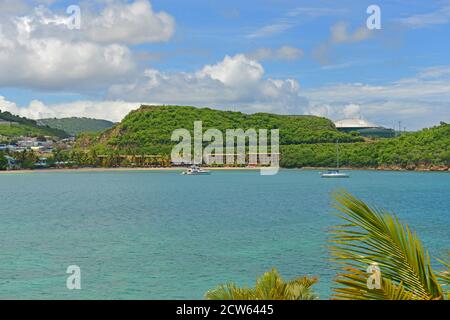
[321,141,349,178]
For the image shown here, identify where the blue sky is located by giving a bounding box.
[0,0,449,129]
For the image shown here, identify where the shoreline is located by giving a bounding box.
[0,167,264,174]
[1,166,449,174]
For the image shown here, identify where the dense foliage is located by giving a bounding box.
[78,105,362,154]
[205,269,318,300]
[76,106,449,170]
[331,191,448,300]
[0,110,69,138]
[38,117,115,136]
[281,122,450,169]
[0,152,7,170]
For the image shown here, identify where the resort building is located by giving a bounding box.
[4,155,20,170]
[334,119,395,138]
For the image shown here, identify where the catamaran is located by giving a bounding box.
[182,165,211,175]
[321,141,350,178]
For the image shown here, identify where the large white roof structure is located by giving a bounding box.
[334,118,379,129]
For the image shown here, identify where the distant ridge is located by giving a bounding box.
[37,117,115,136]
[0,110,69,138]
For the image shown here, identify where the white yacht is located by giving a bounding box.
[321,141,350,178]
[182,165,211,175]
[321,169,349,178]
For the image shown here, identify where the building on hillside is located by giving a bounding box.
[334,119,395,138]
[34,157,49,168]
[4,155,20,170]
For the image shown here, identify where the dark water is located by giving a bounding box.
[0,170,448,299]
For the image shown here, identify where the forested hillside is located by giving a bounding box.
[38,117,115,136]
[74,105,449,170]
[77,105,362,154]
[0,110,69,138]
[281,122,450,169]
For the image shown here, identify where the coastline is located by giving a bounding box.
[1,166,449,174]
[0,167,264,174]
[301,166,450,172]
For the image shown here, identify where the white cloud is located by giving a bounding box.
[0,0,176,90]
[305,67,450,129]
[0,96,140,122]
[247,21,294,38]
[247,46,304,61]
[23,0,175,45]
[248,6,346,39]
[85,0,175,45]
[0,26,135,89]
[0,54,307,121]
[397,6,450,28]
[313,22,374,65]
[2,65,450,129]
[109,54,308,114]
[0,0,28,15]
[198,54,264,87]
[307,103,362,120]
[330,22,372,44]
[287,7,347,18]
[342,104,362,118]
[417,66,450,79]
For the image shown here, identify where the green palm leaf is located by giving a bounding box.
[330,191,444,300]
[204,284,256,300]
[205,269,318,300]
[333,267,420,300]
[437,254,450,299]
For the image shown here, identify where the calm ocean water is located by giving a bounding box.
[0,170,448,299]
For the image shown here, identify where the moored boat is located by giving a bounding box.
[321,170,349,178]
[321,140,350,178]
[182,165,211,175]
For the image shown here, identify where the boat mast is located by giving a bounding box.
[336,140,339,170]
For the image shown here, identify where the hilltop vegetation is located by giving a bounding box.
[281,122,450,169]
[78,105,362,154]
[0,110,69,138]
[38,117,115,136]
[74,105,449,170]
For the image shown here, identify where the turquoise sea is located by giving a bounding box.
[0,170,449,299]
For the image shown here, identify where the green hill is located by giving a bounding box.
[74,105,449,170]
[282,122,450,169]
[0,110,69,138]
[77,105,362,154]
[37,117,115,136]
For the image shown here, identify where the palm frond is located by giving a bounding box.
[330,191,443,300]
[333,267,421,300]
[437,253,450,299]
[204,284,255,300]
[205,269,318,300]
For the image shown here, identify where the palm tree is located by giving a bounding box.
[205,269,318,300]
[330,191,449,300]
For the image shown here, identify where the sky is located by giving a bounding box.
[0,0,449,130]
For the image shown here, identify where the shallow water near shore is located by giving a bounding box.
[0,170,448,299]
